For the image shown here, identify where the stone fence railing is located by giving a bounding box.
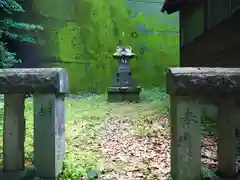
[0,68,68,180]
[166,67,239,180]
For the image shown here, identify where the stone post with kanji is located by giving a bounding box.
[0,68,68,180]
[166,67,239,180]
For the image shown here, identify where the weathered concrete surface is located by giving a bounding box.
[0,68,68,93]
[170,96,201,180]
[217,99,237,178]
[0,169,25,180]
[166,67,240,97]
[33,94,65,178]
[107,86,141,92]
[107,86,141,102]
[3,94,25,172]
[0,165,36,180]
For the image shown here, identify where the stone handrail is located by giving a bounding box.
[0,68,68,180]
[166,67,239,180]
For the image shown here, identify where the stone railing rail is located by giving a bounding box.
[166,67,239,180]
[0,68,68,180]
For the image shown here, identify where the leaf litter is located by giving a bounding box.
[99,113,170,180]
[69,93,220,180]
[97,107,220,179]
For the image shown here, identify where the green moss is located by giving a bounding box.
[33,0,179,93]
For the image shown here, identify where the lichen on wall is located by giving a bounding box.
[33,0,179,93]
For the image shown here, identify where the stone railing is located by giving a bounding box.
[0,68,68,180]
[166,67,239,180]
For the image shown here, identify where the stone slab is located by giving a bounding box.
[0,68,68,93]
[107,92,140,102]
[166,67,240,97]
[107,86,141,92]
[0,165,36,180]
[0,170,24,180]
[107,86,141,102]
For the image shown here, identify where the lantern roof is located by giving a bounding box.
[113,46,135,57]
[161,0,186,14]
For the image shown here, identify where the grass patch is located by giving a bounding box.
[134,88,169,137]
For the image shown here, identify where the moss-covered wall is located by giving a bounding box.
[32,0,179,93]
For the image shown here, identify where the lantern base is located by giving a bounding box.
[107,86,141,102]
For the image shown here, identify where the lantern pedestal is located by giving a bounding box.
[107,86,141,102]
[107,46,141,102]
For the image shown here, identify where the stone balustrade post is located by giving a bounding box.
[3,94,25,171]
[0,68,68,180]
[217,99,237,179]
[167,67,240,180]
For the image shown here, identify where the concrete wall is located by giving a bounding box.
[31,0,179,93]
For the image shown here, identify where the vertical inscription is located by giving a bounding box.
[178,131,192,176]
[180,108,197,128]
[34,94,65,177]
[177,100,201,180]
[38,100,52,116]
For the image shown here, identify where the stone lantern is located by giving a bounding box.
[107,46,141,102]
